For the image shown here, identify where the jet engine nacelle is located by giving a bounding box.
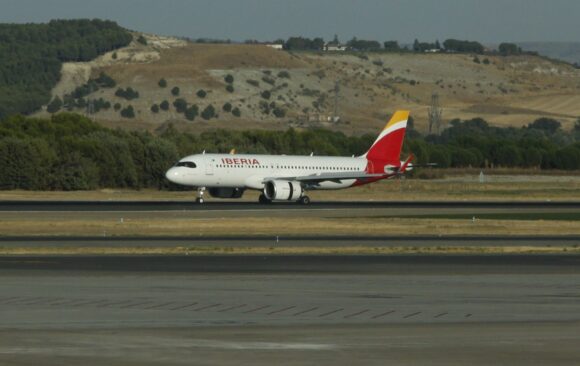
[208,187,245,199]
[264,180,303,201]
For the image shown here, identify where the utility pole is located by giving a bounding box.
[428,92,442,135]
[333,80,340,122]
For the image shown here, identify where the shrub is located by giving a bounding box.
[171,86,180,96]
[115,87,139,100]
[262,76,275,85]
[185,105,198,121]
[222,102,232,112]
[158,78,167,88]
[151,104,159,113]
[137,35,147,45]
[246,79,260,87]
[120,105,135,118]
[47,97,63,113]
[277,71,290,78]
[201,105,216,120]
[224,74,234,84]
[232,107,241,117]
[261,90,271,99]
[273,107,286,118]
[159,100,169,111]
[95,72,116,88]
[114,103,121,111]
[112,52,118,60]
[226,84,234,93]
[173,98,188,113]
[196,89,207,98]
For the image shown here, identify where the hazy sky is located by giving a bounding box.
[1,0,578,43]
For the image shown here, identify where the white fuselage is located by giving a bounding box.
[165,153,370,190]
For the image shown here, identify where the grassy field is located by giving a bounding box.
[1,175,579,202]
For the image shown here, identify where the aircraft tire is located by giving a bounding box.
[298,195,311,205]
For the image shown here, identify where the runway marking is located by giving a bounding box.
[169,302,198,311]
[293,307,319,316]
[143,302,174,310]
[403,312,421,319]
[319,308,344,317]
[371,310,395,319]
[193,303,222,312]
[435,312,448,318]
[218,304,247,312]
[243,305,271,314]
[267,306,296,315]
[343,309,369,319]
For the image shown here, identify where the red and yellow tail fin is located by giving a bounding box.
[363,110,409,163]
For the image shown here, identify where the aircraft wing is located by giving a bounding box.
[263,172,387,184]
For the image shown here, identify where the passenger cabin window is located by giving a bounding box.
[175,161,197,168]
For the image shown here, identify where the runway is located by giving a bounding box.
[1,254,579,365]
[1,200,580,212]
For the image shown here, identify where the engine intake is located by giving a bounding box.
[264,180,303,201]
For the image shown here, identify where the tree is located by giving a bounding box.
[185,105,198,121]
[173,98,188,113]
[120,105,135,118]
[137,35,147,45]
[196,89,207,98]
[46,96,63,113]
[113,103,121,111]
[273,107,286,118]
[443,39,484,54]
[224,74,234,84]
[225,84,234,93]
[158,78,167,88]
[499,43,521,56]
[261,90,271,99]
[222,102,232,112]
[201,105,216,120]
[150,104,159,113]
[160,100,169,111]
[383,41,400,51]
[528,118,561,135]
[232,107,241,117]
[171,86,180,96]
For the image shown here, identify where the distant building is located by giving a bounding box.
[425,48,441,53]
[324,43,347,52]
[264,43,283,50]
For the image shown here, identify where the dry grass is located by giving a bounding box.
[1,216,579,237]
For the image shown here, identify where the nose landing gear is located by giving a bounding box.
[196,187,206,203]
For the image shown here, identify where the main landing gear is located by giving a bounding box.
[196,187,206,203]
[257,194,311,205]
[298,195,311,205]
[258,194,271,204]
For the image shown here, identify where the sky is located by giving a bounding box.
[1,0,579,43]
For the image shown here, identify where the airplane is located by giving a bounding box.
[165,110,414,204]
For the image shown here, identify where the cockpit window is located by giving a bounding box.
[175,161,197,168]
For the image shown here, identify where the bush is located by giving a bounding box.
[232,107,241,117]
[273,107,286,118]
[47,97,63,113]
[224,74,234,84]
[171,86,180,96]
[113,103,121,111]
[158,78,167,88]
[151,104,159,113]
[277,71,290,78]
[185,105,199,121]
[159,100,169,111]
[120,105,135,118]
[262,76,275,85]
[222,102,232,112]
[115,87,139,100]
[246,79,260,87]
[261,90,271,99]
[226,85,234,93]
[137,35,147,45]
[196,89,207,98]
[201,105,216,120]
[95,72,116,88]
[173,98,188,113]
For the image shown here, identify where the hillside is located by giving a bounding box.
[40,33,580,135]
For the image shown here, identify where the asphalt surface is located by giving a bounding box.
[1,200,580,211]
[1,235,579,249]
[1,254,579,365]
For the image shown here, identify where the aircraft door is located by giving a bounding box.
[205,159,214,175]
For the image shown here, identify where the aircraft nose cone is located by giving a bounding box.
[165,167,180,183]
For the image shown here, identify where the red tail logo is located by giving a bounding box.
[363,110,409,164]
